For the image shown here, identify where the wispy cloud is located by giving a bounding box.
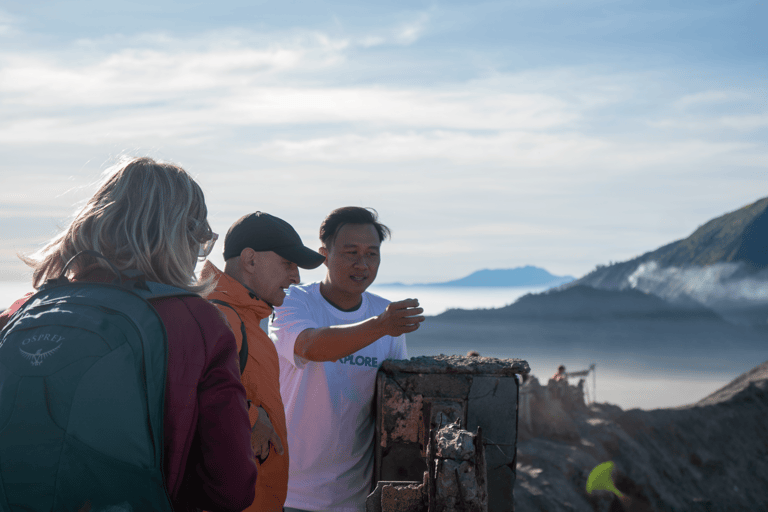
[354,10,432,47]
[0,36,346,107]
[250,130,607,166]
[251,132,760,183]
[2,28,764,148]
[675,90,753,110]
[719,114,768,131]
[394,12,431,45]
[0,9,18,36]
[1,8,766,283]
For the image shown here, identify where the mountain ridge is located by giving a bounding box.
[572,196,768,291]
[425,197,768,327]
[434,284,720,321]
[382,266,574,287]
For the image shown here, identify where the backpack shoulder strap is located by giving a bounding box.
[139,281,197,300]
[1,292,33,326]
[136,284,249,373]
[208,299,248,374]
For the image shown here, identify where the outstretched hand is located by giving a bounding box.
[377,298,425,337]
[251,406,284,464]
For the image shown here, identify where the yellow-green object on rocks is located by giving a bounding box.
[586,461,624,498]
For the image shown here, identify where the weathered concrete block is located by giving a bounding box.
[430,400,466,431]
[485,462,514,512]
[381,482,425,512]
[400,373,473,400]
[467,376,517,512]
[366,480,426,512]
[375,356,527,511]
[467,376,518,444]
[377,374,427,482]
[380,387,423,448]
[380,355,529,377]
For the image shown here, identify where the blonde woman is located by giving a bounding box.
[0,157,257,511]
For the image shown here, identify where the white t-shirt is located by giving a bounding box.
[269,282,407,512]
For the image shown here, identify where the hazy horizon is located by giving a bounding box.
[2,275,763,410]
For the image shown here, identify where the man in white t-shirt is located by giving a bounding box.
[269,207,425,512]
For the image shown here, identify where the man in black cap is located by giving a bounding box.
[201,212,325,512]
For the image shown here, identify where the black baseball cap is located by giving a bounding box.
[223,212,325,269]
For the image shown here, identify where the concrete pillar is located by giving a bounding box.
[374,355,529,512]
[431,420,487,512]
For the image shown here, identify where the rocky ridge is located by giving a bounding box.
[515,361,768,511]
[571,196,768,291]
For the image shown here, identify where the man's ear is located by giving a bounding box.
[319,246,329,266]
[240,247,257,273]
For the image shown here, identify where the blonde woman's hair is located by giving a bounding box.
[24,157,215,294]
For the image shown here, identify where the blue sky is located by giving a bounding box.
[1,0,766,285]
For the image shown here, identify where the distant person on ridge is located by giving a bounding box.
[552,364,567,382]
[269,206,425,512]
[200,212,326,512]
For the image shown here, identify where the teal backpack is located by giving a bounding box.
[0,252,194,511]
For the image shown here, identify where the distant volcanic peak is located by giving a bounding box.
[573,196,768,292]
[434,266,574,287]
[387,266,575,287]
[654,196,768,269]
[733,203,768,270]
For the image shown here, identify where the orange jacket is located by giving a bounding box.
[202,261,288,512]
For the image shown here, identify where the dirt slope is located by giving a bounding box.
[515,361,768,511]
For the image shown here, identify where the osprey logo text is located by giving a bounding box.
[18,333,65,366]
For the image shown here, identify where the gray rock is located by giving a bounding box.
[435,421,476,461]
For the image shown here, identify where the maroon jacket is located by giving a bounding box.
[0,273,258,512]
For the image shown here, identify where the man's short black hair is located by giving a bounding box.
[320,207,391,247]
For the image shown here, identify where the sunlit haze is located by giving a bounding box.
[1,0,766,286]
